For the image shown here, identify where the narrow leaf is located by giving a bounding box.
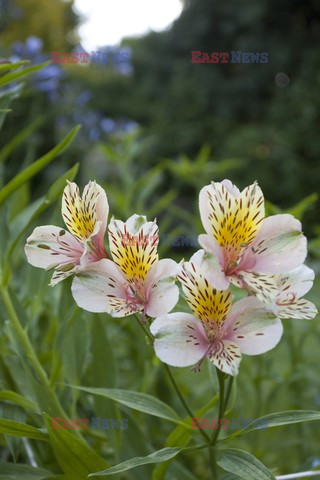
[0,418,48,441]
[43,413,109,478]
[0,61,50,87]
[223,410,320,441]
[218,449,275,480]
[89,447,189,476]
[0,390,39,413]
[69,386,181,424]
[0,126,80,206]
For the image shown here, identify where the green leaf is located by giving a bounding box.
[0,126,80,206]
[0,116,43,165]
[0,418,48,441]
[0,461,51,480]
[223,410,320,441]
[0,85,21,129]
[0,60,30,72]
[0,390,39,413]
[89,446,190,476]
[46,163,79,203]
[217,449,275,480]
[43,413,109,479]
[90,315,120,449]
[0,61,50,88]
[286,193,318,220]
[69,386,182,425]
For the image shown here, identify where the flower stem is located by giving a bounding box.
[211,369,226,445]
[134,314,210,442]
[209,369,233,479]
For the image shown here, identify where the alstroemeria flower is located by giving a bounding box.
[71,214,179,318]
[25,181,108,285]
[269,265,317,320]
[198,179,307,301]
[151,255,283,376]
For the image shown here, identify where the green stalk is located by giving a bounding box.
[134,314,210,442]
[209,369,233,479]
[0,285,81,438]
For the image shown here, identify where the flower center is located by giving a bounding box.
[125,279,147,311]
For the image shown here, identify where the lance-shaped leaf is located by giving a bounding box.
[0,125,80,206]
[222,410,320,441]
[217,449,275,480]
[43,413,109,478]
[89,446,195,476]
[0,418,48,441]
[69,386,183,425]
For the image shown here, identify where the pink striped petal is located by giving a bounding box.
[71,259,133,315]
[245,214,307,274]
[209,340,242,376]
[225,296,283,355]
[25,225,83,270]
[150,313,209,367]
[144,259,180,317]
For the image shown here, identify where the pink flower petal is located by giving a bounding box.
[221,179,241,197]
[144,259,180,317]
[276,265,315,299]
[25,225,83,270]
[209,340,242,376]
[71,259,134,315]
[245,214,307,274]
[277,299,317,320]
[193,243,229,290]
[225,296,283,355]
[237,271,278,303]
[150,313,209,367]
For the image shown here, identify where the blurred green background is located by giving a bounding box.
[0,1,319,479]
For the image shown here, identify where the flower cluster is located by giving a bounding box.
[25,179,317,376]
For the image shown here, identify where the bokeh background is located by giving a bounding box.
[0,1,319,478]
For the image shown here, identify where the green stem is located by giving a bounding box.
[134,314,210,442]
[0,286,50,387]
[211,369,226,445]
[0,285,81,437]
[223,376,234,414]
[209,369,232,479]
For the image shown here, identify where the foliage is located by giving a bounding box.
[0,5,319,480]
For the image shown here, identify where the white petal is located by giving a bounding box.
[178,260,232,324]
[221,179,241,197]
[144,259,180,317]
[150,313,209,367]
[225,296,283,355]
[25,225,82,270]
[71,259,133,315]
[125,214,148,234]
[210,340,242,376]
[247,214,307,274]
[238,271,278,303]
[277,299,317,320]
[108,217,159,281]
[189,244,229,291]
[276,264,315,299]
[199,181,264,252]
[62,181,109,243]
